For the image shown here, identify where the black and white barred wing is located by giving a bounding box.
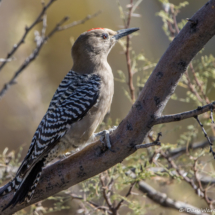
[48,70,82,110]
[24,73,101,169]
[0,73,101,210]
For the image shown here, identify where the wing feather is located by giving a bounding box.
[0,71,101,205]
[25,72,101,170]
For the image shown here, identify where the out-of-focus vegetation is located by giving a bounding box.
[1,0,215,214]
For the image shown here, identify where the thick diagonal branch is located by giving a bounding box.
[1,1,215,214]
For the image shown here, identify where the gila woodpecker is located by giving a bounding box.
[0,27,139,211]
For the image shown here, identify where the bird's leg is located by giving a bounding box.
[94,126,117,151]
[135,132,162,149]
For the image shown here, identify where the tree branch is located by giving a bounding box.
[100,174,113,211]
[0,11,101,101]
[57,10,102,31]
[160,151,205,199]
[1,1,215,214]
[184,70,204,104]
[0,0,56,72]
[114,182,136,211]
[135,132,161,149]
[125,0,135,102]
[70,193,111,214]
[139,181,209,215]
[165,137,215,159]
[189,62,210,104]
[154,101,215,125]
[194,115,215,158]
[126,166,209,215]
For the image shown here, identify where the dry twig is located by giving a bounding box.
[194,116,215,158]
[0,11,101,100]
[135,132,162,149]
[126,166,209,215]
[0,0,56,72]
[114,182,136,211]
[125,0,135,102]
[161,151,205,199]
[154,102,215,125]
[100,174,113,211]
[70,193,111,214]
[189,62,210,104]
[139,181,208,215]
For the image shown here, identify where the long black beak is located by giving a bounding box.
[113,27,139,40]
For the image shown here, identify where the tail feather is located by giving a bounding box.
[25,171,42,202]
[0,157,35,198]
[0,180,14,196]
[2,158,45,211]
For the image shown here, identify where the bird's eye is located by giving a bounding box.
[102,33,108,39]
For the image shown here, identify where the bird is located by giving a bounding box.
[0,27,139,211]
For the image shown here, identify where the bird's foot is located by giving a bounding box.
[95,126,117,151]
[135,132,162,149]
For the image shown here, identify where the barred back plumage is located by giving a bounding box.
[0,70,101,211]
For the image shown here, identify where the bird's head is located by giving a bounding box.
[72,28,139,73]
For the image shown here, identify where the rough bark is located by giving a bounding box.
[1,1,215,214]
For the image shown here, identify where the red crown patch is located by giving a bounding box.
[87,28,104,32]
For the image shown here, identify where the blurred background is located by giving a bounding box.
[0,0,215,214]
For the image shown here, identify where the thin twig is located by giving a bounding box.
[194,116,215,158]
[125,0,135,102]
[165,137,215,159]
[100,174,113,211]
[171,4,180,34]
[0,58,14,62]
[210,105,214,123]
[0,16,68,101]
[136,132,162,149]
[115,182,136,211]
[193,159,212,207]
[0,0,56,72]
[184,70,204,103]
[41,14,47,38]
[45,16,69,38]
[189,62,210,104]
[139,181,209,215]
[161,151,205,198]
[126,166,209,215]
[154,101,215,125]
[58,11,102,31]
[70,193,111,214]
[164,4,177,39]
[0,12,101,101]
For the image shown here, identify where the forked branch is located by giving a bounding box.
[154,102,215,125]
[0,11,101,101]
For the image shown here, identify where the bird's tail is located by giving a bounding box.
[0,158,45,211]
[0,180,15,196]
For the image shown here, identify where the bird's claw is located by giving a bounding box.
[95,126,117,152]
